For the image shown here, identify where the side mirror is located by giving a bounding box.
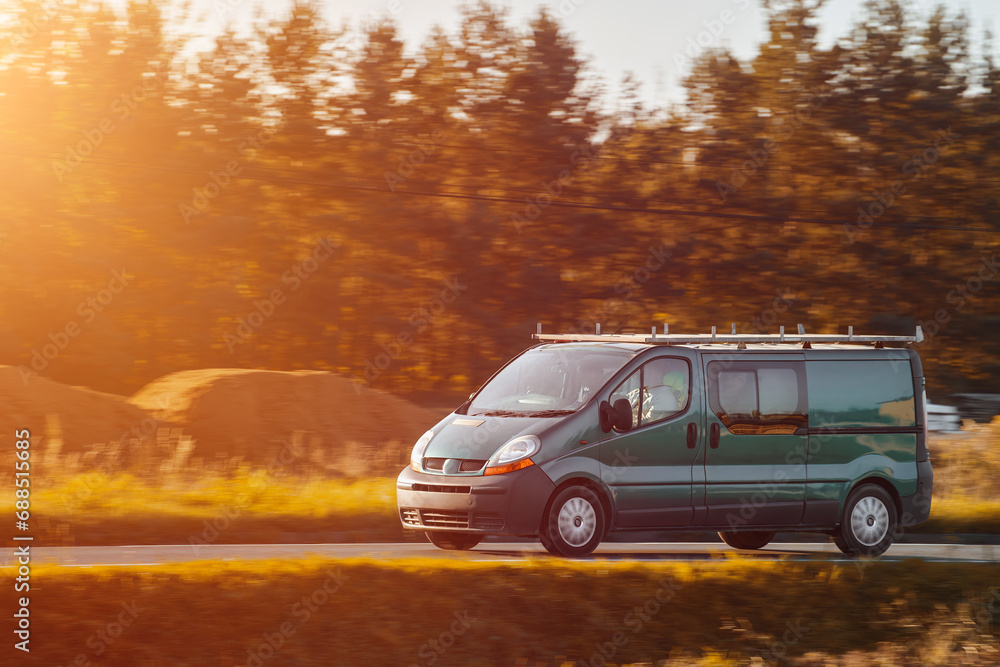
[599,399,634,433]
[599,400,614,432]
[613,398,633,432]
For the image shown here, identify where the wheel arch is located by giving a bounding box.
[842,476,903,522]
[539,476,614,537]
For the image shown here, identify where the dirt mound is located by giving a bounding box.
[129,369,441,475]
[0,366,152,472]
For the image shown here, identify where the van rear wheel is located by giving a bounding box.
[541,486,605,557]
[718,530,775,550]
[834,485,897,556]
[425,531,482,551]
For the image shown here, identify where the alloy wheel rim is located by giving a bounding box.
[557,497,597,547]
[851,496,890,546]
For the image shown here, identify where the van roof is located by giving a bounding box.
[535,341,913,353]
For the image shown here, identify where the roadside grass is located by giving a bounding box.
[4,558,999,666]
[8,472,406,546]
[914,496,1000,535]
[4,420,999,546]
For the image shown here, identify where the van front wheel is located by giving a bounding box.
[835,485,898,556]
[425,531,482,551]
[541,486,605,557]
[718,530,775,550]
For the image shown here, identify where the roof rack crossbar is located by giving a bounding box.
[532,324,924,345]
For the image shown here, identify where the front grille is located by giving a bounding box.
[420,510,469,528]
[401,508,501,531]
[423,457,446,471]
[412,484,471,494]
[422,458,488,473]
[471,513,504,530]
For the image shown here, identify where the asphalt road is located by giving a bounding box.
[6,541,1000,567]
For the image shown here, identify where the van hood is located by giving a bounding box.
[424,414,550,461]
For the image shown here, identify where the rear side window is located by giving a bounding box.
[806,360,915,428]
[708,361,807,435]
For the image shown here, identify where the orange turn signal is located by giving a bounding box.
[484,458,534,476]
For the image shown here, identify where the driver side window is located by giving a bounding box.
[609,358,690,431]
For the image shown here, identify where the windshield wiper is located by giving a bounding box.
[472,409,577,418]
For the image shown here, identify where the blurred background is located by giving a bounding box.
[0,0,998,407]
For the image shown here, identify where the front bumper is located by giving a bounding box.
[396,463,555,537]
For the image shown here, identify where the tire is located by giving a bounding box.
[541,486,606,557]
[425,531,483,551]
[538,528,559,556]
[833,530,852,554]
[834,485,898,556]
[718,530,775,550]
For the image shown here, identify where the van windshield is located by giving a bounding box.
[467,346,633,417]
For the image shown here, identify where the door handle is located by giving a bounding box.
[686,422,697,449]
[710,423,720,449]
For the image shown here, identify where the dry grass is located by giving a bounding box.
[2,470,404,546]
[3,419,999,545]
[34,468,396,518]
[929,418,1000,501]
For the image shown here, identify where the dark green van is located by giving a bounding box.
[395,326,933,557]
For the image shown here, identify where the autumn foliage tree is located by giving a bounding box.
[0,0,996,401]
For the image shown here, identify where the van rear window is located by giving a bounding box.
[806,360,915,429]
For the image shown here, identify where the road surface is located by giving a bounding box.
[5,541,999,567]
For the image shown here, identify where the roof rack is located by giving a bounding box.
[532,323,923,348]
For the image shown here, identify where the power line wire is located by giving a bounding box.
[3,149,998,234]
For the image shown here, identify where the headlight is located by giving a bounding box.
[409,430,434,472]
[484,435,540,476]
